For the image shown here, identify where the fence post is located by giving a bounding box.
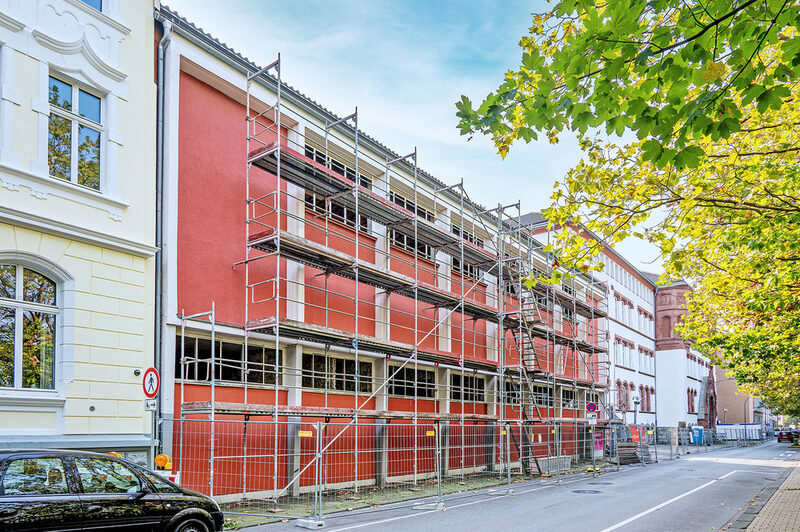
[488,423,514,496]
[412,423,445,511]
[297,422,325,529]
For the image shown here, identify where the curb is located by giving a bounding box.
[723,467,793,530]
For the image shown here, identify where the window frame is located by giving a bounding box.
[0,265,59,391]
[48,74,104,191]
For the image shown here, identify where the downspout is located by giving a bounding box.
[154,12,172,448]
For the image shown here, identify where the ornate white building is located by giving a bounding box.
[0,0,156,459]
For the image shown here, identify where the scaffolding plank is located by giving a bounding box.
[249,143,496,264]
[246,316,498,371]
[248,229,499,321]
[181,401,497,421]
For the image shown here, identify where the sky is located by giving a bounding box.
[164,0,662,274]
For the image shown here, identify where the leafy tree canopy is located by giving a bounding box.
[457,0,800,416]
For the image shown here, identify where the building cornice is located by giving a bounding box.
[0,206,157,258]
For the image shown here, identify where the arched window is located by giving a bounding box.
[616,379,623,408]
[0,264,58,389]
[662,316,672,337]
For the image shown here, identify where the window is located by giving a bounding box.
[0,265,57,390]
[452,257,482,280]
[450,373,485,402]
[532,384,554,407]
[500,380,520,404]
[389,230,434,260]
[174,335,281,386]
[302,353,372,393]
[389,191,434,222]
[141,471,181,494]
[561,389,576,408]
[0,457,69,495]
[48,76,102,190]
[452,224,484,248]
[75,458,141,494]
[305,191,368,231]
[79,0,102,10]
[303,146,371,231]
[662,316,672,337]
[388,364,435,398]
[304,145,372,188]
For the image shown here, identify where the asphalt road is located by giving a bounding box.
[254,441,798,532]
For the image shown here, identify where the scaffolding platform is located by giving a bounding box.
[246,316,498,372]
[180,401,498,422]
[248,228,499,320]
[249,143,494,265]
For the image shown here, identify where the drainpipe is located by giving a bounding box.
[154,12,172,448]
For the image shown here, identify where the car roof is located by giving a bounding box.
[0,449,134,461]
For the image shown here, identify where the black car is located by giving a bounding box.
[0,449,223,531]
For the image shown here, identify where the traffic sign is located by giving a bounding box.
[588,419,597,426]
[144,399,157,411]
[586,402,597,413]
[587,412,598,419]
[143,367,160,398]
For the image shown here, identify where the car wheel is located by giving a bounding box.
[173,517,210,532]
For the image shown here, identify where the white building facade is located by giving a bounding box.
[0,0,156,458]
[594,251,657,426]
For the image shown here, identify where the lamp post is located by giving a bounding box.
[743,396,749,424]
[723,408,728,424]
[633,397,640,425]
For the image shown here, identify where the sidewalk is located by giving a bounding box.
[744,463,800,531]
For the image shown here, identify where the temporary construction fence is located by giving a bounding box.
[166,416,620,526]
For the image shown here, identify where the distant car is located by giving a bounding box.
[0,449,223,531]
[777,430,794,442]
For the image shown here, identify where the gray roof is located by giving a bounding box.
[641,271,660,285]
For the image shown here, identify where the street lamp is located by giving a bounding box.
[633,397,640,425]
[723,408,728,424]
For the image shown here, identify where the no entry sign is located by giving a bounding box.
[143,367,160,398]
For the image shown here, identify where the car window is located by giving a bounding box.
[141,470,182,494]
[75,458,142,494]
[0,457,69,495]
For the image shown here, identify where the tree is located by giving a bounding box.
[456,0,800,415]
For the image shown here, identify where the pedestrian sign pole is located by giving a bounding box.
[143,367,160,468]
[586,402,598,477]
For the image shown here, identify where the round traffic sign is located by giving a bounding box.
[586,402,597,413]
[143,367,160,398]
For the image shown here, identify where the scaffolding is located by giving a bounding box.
[171,54,612,516]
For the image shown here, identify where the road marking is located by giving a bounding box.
[598,471,740,532]
[327,474,611,531]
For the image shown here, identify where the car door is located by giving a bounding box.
[0,455,84,532]
[74,456,165,531]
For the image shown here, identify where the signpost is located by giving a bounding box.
[586,402,599,475]
[143,367,160,468]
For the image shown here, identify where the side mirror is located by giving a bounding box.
[128,487,151,501]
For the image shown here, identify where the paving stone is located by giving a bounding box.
[747,465,800,531]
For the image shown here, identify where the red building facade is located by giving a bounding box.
[156,8,610,499]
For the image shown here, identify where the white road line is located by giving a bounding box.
[326,475,608,531]
[598,470,740,532]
